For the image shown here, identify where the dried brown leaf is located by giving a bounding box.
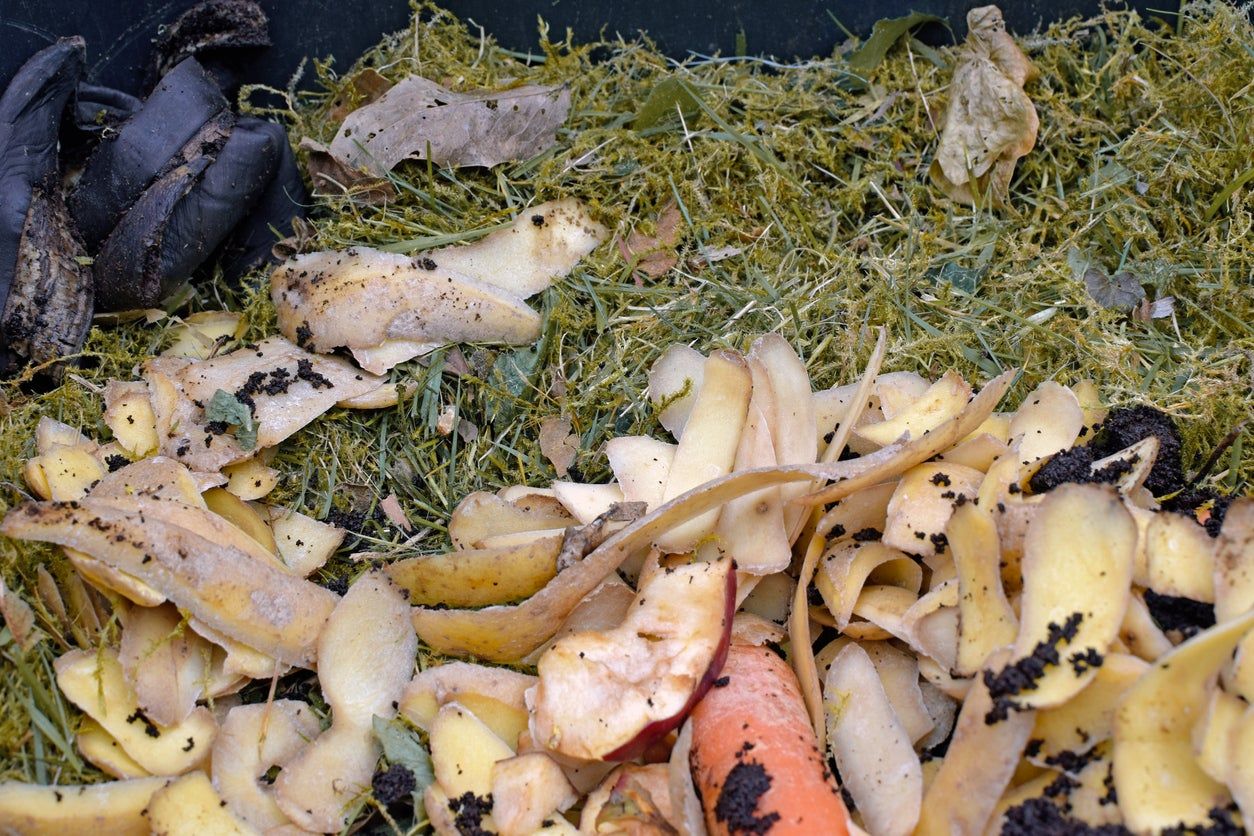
[327,68,393,123]
[617,201,685,280]
[0,577,39,652]
[299,138,396,205]
[329,76,570,174]
[380,493,413,533]
[539,415,579,477]
[930,5,1039,206]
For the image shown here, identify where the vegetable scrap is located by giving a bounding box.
[0,1,1250,835]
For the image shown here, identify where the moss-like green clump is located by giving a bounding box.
[0,0,1249,798]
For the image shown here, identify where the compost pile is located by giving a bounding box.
[0,2,1251,835]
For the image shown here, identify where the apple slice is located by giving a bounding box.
[528,556,735,761]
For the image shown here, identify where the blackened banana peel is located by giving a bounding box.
[0,38,93,378]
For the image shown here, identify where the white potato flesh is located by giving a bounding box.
[0,776,168,836]
[949,503,1018,676]
[853,371,972,448]
[274,573,415,833]
[54,648,215,776]
[715,395,790,574]
[739,571,794,624]
[431,701,516,798]
[647,343,706,439]
[28,445,104,502]
[848,584,920,644]
[212,701,320,831]
[449,490,574,551]
[162,311,242,359]
[271,247,541,365]
[1145,511,1216,602]
[815,480,896,540]
[315,572,416,720]
[490,752,578,836]
[826,643,922,836]
[187,618,284,680]
[1192,685,1246,783]
[752,334,818,535]
[1115,591,1173,664]
[118,603,211,727]
[267,507,345,577]
[861,640,935,744]
[145,770,253,835]
[35,416,93,455]
[1113,609,1254,832]
[1225,633,1254,702]
[551,481,624,524]
[1227,702,1254,828]
[604,436,678,513]
[145,337,386,472]
[1029,653,1149,762]
[103,381,158,456]
[1215,499,1254,622]
[528,558,733,761]
[816,541,922,629]
[935,432,1011,473]
[882,461,983,558]
[76,718,150,779]
[1008,381,1084,465]
[222,458,279,501]
[915,649,1035,836]
[655,351,752,553]
[522,574,639,667]
[401,662,536,748]
[874,371,932,420]
[350,339,441,374]
[428,199,605,299]
[1000,484,1136,711]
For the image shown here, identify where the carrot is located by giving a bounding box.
[688,642,851,836]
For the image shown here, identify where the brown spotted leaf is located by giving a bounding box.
[329,76,570,174]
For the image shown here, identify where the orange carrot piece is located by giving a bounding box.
[689,642,851,836]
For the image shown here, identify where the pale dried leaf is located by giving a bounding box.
[930,5,1038,206]
[539,416,579,477]
[330,76,570,174]
[0,576,40,652]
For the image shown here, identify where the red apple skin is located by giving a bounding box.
[600,562,736,762]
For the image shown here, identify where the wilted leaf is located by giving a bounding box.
[300,138,396,205]
[1084,268,1145,310]
[329,76,571,175]
[847,12,944,77]
[327,68,393,123]
[0,577,40,652]
[1133,296,1175,322]
[930,5,1039,206]
[379,493,413,533]
[617,201,684,281]
[634,78,704,130]
[539,416,579,477]
[372,715,434,808]
[205,388,256,451]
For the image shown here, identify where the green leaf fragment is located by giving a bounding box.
[372,715,435,805]
[847,12,945,76]
[205,388,257,451]
[634,78,705,130]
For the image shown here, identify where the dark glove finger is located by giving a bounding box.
[70,57,227,250]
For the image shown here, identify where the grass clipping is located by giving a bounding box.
[0,0,1250,791]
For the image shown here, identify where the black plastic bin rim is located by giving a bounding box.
[1,0,1182,96]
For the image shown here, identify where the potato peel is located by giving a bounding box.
[1113,608,1254,832]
